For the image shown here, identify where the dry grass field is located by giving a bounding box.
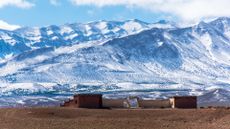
[0,108,229,129]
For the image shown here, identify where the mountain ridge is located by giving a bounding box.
[0,19,177,60]
[0,17,230,106]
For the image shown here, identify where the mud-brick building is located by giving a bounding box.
[61,94,102,108]
[61,94,197,109]
[74,94,102,108]
[170,96,197,109]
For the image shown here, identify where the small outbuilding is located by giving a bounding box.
[61,94,102,109]
[74,94,103,108]
[170,96,197,109]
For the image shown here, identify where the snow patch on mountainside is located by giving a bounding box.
[0,18,230,107]
[198,89,230,107]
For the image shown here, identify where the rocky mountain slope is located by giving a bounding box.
[0,18,229,107]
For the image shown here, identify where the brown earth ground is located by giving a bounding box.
[0,108,229,129]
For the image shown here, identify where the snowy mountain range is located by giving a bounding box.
[0,17,229,107]
[0,19,156,58]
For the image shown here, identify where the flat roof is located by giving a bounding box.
[171,96,197,98]
[74,94,102,97]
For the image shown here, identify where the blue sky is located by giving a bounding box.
[0,0,171,27]
[0,0,230,28]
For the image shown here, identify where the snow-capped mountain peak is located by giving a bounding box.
[0,18,230,107]
[0,19,178,60]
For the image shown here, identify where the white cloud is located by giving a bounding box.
[50,0,60,6]
[0,20,21,31]
[70,0,230,22]
[0,0,34,9]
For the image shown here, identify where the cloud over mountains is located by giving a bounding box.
[0,20,21,30]
[70,0,230,22]
[1,0,230,23]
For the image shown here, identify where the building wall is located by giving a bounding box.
[103,99,171,108]
[102,99,126,108]
[139,100,171,108]
[75,94,102,108]
[172,97,197,109]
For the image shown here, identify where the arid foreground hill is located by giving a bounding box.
[0,108,229,129]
